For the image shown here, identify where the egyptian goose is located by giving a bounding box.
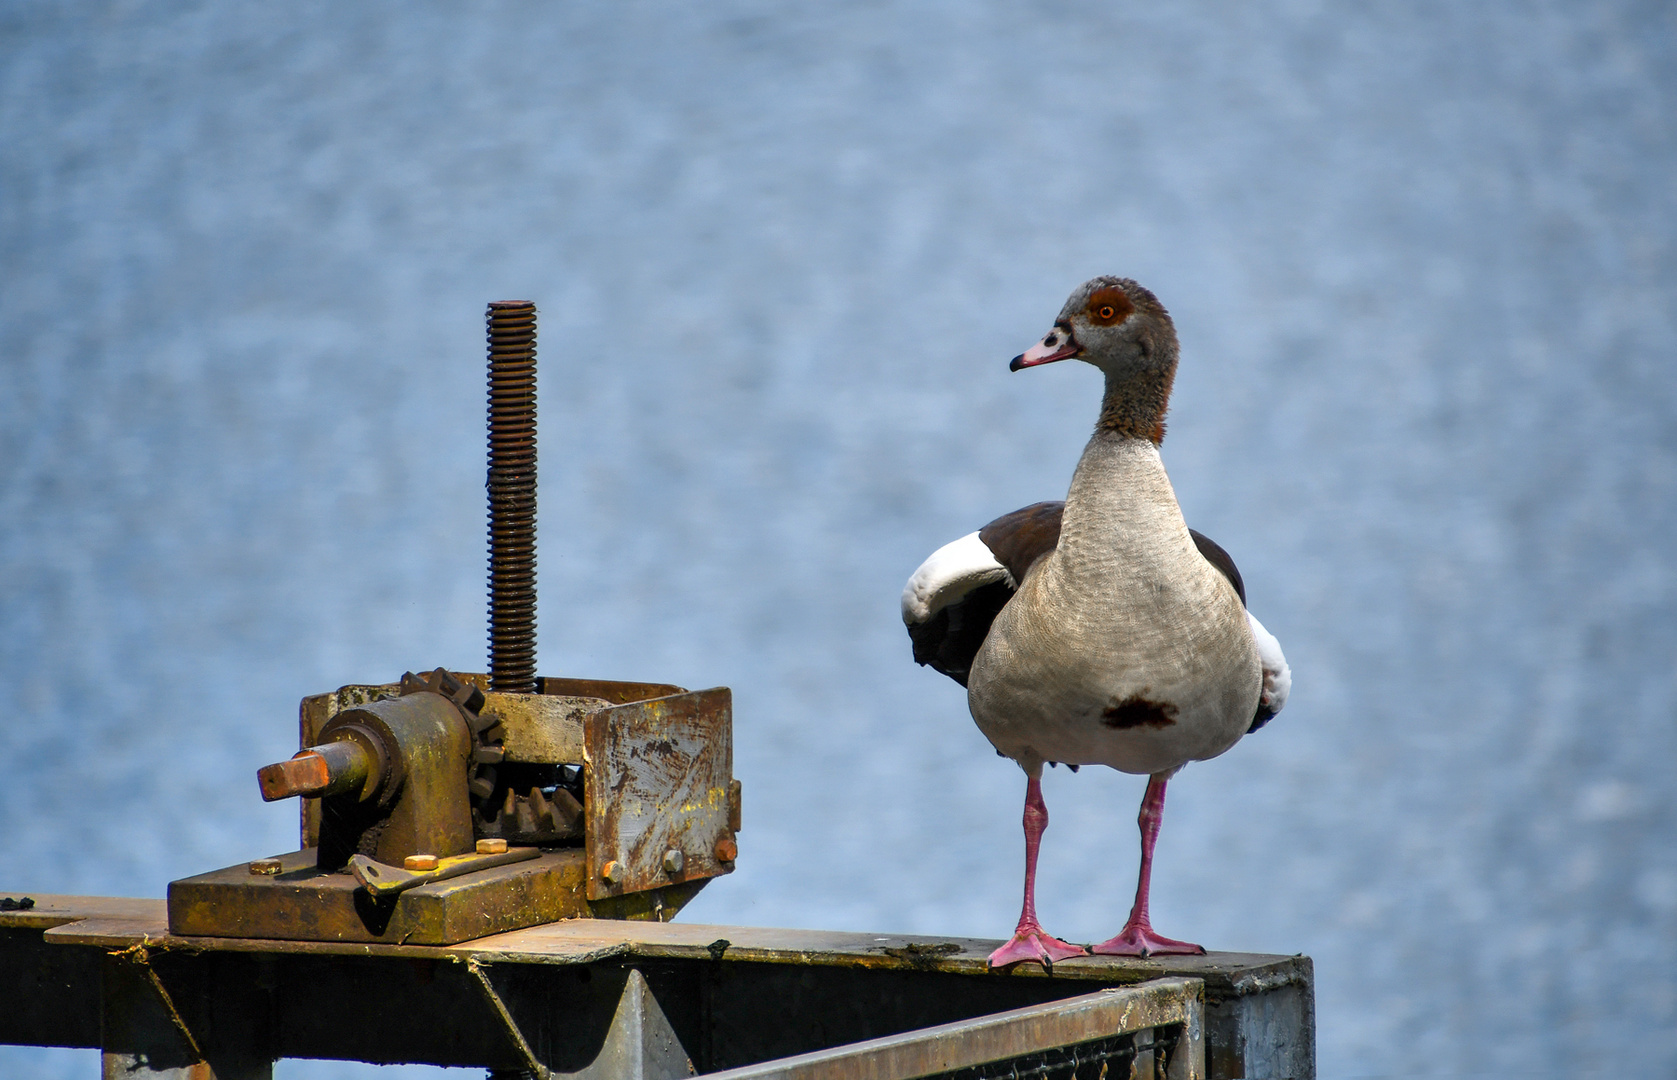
[902,277,1290,968]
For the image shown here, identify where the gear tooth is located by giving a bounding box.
[549,788,583,835]
[552,786,581,815]
[547,798,569,833]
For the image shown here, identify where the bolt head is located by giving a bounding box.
[714,836,738,863]
[662,849,685,875]
[249,859,283,876]
[601,859,624,885]
[476,838,509,855]
[404,854,440,872]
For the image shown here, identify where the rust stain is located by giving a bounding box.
[878,942,964,971]
[585,688,733,901]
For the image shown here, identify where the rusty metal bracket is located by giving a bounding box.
[350,846,540,899]
[585,688,735,901]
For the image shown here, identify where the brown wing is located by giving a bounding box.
[909,502,1064,687]
[1188,529,1277,733]
[978,501,1064,583]
[1188,529,1245,606]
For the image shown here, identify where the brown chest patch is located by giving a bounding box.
[1101,695,1178,729]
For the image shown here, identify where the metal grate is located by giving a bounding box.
[703,980,1204,1080]
[932,1025,1181,1080]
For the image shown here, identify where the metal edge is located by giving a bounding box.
[540,676,688,704]
[26,902,1304,995]
[699,978,1204,1080]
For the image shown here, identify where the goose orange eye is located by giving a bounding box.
[1086,286,1133,326]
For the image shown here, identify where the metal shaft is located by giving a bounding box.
[487,301,537,693]
[256,740,372,802]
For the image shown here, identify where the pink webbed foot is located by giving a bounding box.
[988,925,1088,969]
[1091,921,1205,957]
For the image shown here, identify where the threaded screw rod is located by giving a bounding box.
[486,301,537,693]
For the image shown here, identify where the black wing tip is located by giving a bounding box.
[907,611,973,687]
[905,580,1014,690]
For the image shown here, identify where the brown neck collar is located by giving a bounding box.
[1098,363,1176,444]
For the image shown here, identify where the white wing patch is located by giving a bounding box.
[1246,611,1291,714]
[901,531,1015,625]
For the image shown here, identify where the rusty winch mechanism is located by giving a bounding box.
[167,302,739,946]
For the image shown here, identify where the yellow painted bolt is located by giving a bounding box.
[601,859,624,885]
[476,838,509,855]
[404,854,440,872]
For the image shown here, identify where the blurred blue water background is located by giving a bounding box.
[3,3,1674,1077]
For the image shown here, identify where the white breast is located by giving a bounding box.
[967,436,1261,775]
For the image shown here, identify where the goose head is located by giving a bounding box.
[1010,277,1181,443]
[1010,276,1178,380]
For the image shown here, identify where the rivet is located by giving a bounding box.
[404,854,439,872]
[476,838,509,855]
[714,837,738,863]
[601,859,623,885]
[249,859,282,876]
[662,849,685,875]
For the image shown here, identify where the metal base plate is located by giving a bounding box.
[166,847,707,945]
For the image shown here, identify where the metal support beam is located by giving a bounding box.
[100,948,272,1079]
[2,896,1312,1079]
[570,968,696,1080]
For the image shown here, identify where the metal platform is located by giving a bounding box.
[1,894,1312,1079]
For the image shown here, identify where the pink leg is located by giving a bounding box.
[989,774,1088,969]
[1092,774,1205,957]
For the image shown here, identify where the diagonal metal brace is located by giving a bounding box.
[467,956,550,1080]
[107,940,204,1061]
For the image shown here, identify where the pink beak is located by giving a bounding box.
[1010,330,1080,371]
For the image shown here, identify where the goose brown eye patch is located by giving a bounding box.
[1086,287,1133,326]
